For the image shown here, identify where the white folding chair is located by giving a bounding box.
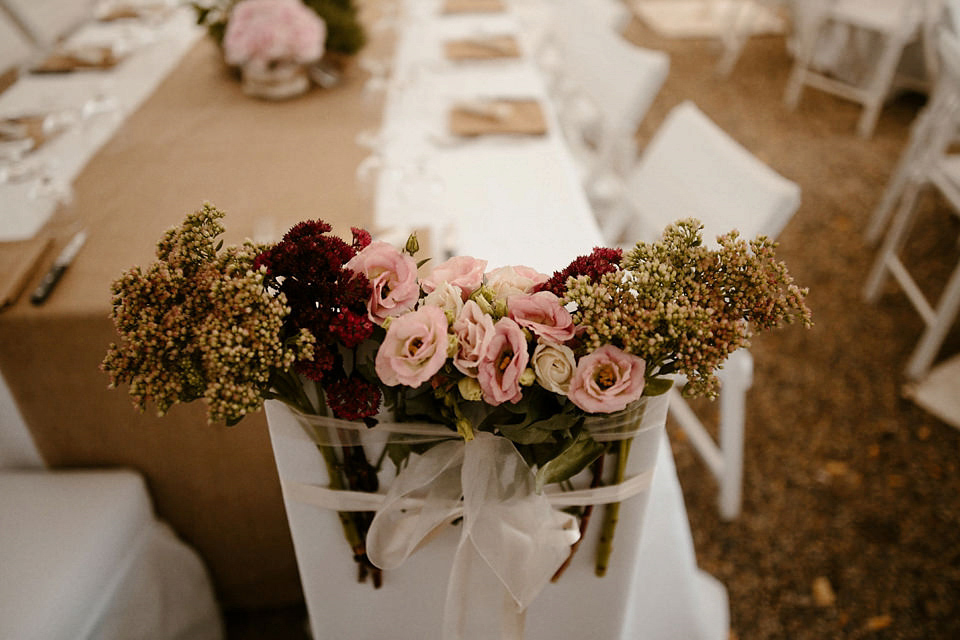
[547,4,670,217]
[866,2,958,243]
[784,0,927,139]
[0,0,98,47]
[717,0,789,76]
[863,30,960,381]
[0,370,224,640]
[0,3,36,77]
[608,101,802,520]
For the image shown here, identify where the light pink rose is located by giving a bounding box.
[345,241,420,325]
[508,291,575,343]
[421,256,488,300]
[477,317,529,406]
[485,265,549,300]
[375,305,449,388]
[452,300,495,378]
[568,345,646,413]
[224,0,326,66]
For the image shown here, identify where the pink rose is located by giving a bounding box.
[345,241,420,325]
[452,300,495,378]
[568,345,646,413]
[422,256,488,300]
[375,305,449,388]
[224,0,326,66]
[508,291,575,343]
[477,317,529,406]
[485,265,549,300]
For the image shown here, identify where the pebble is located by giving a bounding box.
[812,576,836,607]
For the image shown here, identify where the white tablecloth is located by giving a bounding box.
[372,1,729,637]
[0,6,202,242]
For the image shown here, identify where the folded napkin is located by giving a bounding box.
[444,35,520,60]
[449,99,547,137]
[0,236,53,309]
[96,2,172,22]
[442,0,505,14]
[0,115,56,152]
[32,46,123,73]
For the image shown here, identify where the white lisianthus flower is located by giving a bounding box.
[423,281,464,323]
[532,340,577,395]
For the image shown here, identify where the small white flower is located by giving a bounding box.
[531,340,577,395]
[423,281,464,320]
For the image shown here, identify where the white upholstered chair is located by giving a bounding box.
[863,29,960,381]
[0,370,224,640]
[784,0,929,139]
[0,4,36,77]
[546,1,670,218]
[0,0,97,47]
[607,101,802,520]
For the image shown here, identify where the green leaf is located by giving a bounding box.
[644,377,674,396]
[498,423,554,445]
[385,442,413,471]
[535,431,605,492]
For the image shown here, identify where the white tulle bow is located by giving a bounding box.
[365,431,580,639]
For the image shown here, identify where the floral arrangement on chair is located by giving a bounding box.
[102,204,810,612]
[193,0,366,97]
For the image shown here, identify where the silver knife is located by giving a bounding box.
[30,229,87,305]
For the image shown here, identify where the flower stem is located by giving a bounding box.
[275,375,381,586]
[552,453,605,582]
[595,438,632,577]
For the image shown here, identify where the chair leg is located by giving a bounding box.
[717,349,753,521]
[856,34,912,139]
[864,180,925,302]
[716,0,752,76]
[905,260,960,379]
[865,96,945,243]
[784,10,824,109]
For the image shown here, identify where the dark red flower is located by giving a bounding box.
[255,220,374,378]
[535,247,623,296]
[330,309,374,348]
[351,227,372,252]
[325,375,382,420]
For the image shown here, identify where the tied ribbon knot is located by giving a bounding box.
[366,432,580,640]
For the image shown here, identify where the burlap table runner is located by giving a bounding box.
[0,36,380,608]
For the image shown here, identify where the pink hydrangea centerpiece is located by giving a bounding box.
[223,0,326,67]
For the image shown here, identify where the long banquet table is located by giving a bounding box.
[0,5,389,608]
[1,0,728,631]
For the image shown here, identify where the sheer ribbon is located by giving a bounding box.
[280,394,669,640]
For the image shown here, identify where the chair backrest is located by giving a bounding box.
[1,0,97,47]
[0,6,35,76]
[552,14,669,177]
[0,370,43,468]
[617,101,801,245]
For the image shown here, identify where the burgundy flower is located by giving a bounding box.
[255,220,374,380]
[325,375,382,420]
[535,247,623,296]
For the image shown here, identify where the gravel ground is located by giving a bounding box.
[619,17,960,640]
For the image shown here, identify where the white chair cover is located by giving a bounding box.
[1,0,98,46]
[610,100,800,246]
[0,469,224,640]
